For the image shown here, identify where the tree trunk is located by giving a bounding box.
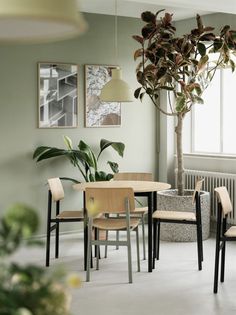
[175,113,184,196]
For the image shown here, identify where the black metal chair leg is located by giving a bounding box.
[200,226,204,262]
[55,222,59,258]
[196,224,202,271]
[46,225,50,267]
[152,220,157,269]
[213,236,221,293]
[220,241,226,282]
[156,221,160,260]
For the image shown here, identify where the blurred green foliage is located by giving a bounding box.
[0,204,73,315]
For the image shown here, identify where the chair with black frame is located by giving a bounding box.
[85,187,140,283]
[46,177,83,267]
[113,172,153,260]
[152,178,204,271]
[213,186,236,293]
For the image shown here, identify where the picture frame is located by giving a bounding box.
[38,62,78,128]
[85,64,121,127]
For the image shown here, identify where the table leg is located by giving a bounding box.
[83,191,87,271]
[148,191,153,272]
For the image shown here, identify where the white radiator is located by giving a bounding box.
[181,169,236,224]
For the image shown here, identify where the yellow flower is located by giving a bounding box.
[66,273,82,288]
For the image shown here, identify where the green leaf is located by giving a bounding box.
[63,135,73,150]
[140,92,145,101]
[89,174,96,182]
[59,177,80,184]
[108,161,119,173]
[33,146,51,159]
[99,139,125,158]
[95,171,109,181]
[106,173,114,181]
[33,147,68,162]
[175,95,186,112]
[192,95,204,104]
[78,140,97,169]
[141,11,156,23]
[195,85,202,96]
[197,42,206,56]
[146,88,153,95]
[213,39,223,51]
[230,59,235,72]
[159,85,174,91]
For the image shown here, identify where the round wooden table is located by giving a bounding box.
[74,180,171,272]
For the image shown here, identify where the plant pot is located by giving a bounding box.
[157,189,210,242]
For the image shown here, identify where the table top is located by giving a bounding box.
[73,180,171,193]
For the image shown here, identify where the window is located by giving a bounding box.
[183,67,236,155]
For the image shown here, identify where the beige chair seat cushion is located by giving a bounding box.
[224,226,236,237]
[152,210,196,221]
[56,210,83,219]
[93,218,140,230]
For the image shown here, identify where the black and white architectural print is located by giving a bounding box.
[38,62,78,128]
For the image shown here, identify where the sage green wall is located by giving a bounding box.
[0,13,158,235]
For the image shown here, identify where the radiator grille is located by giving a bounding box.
[181,169,236,224]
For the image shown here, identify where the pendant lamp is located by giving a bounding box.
[0,0,87,44]
[99,0,133,102]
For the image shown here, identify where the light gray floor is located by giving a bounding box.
[12,230,236,315]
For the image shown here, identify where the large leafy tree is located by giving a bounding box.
[133,10,236,195]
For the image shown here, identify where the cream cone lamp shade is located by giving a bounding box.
[100,68,134,102]
[0,0,87,43]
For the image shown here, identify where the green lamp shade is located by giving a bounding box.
[100,69,134,102]
[0,0,87,43]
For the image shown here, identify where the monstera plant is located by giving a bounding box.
[133,10,236,195]
[33,137,125,183]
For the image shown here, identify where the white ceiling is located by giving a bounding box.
[79,0,236,20]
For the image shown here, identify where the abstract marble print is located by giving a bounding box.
[85,65,121,127]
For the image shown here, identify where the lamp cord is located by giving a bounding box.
[115,0,118,64]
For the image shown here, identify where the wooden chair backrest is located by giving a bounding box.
[48,177,65,202]
[192,178,204,204]
[113,172,153,181]
[85,187,135,216]
[214,186,233,216]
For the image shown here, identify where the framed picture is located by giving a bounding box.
[38,62,78,128]
[85,64,121,127]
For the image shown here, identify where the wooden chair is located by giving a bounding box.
[113,172,153,260]
[85,187,140,283]
[213,186,236,293]
[46,177,83,267]
[152,178,204,270]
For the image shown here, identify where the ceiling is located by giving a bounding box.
[79,0,236,20]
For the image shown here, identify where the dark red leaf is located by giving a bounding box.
[132,35,144,45]
[134,48,143,61]
[134,87,142,99]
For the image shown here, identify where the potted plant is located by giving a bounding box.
[33,137,125,183]
[133,10,236,241]
[133,10,236,196]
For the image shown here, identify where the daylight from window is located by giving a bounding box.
[184,67,236,156]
